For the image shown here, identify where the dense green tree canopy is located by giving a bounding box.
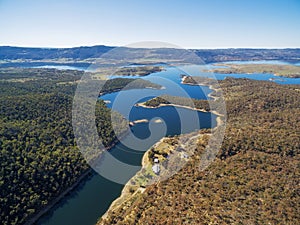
[0,68,157,225]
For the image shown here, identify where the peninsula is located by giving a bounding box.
[136,95,211,112]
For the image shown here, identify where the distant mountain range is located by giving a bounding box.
[0,45,299,63]
[0,45,113,60]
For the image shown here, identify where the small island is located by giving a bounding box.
[129,119,149,126]
[114,66,164,76]
[205,63,300,78]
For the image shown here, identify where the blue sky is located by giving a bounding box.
[0,0,299,48]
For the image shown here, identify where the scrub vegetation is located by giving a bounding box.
[99,77,300,225]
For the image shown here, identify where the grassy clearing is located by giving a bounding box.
[207,63,300,78]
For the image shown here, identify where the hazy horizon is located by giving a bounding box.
[1,44,300,50]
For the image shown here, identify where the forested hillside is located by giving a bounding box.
[100,78,300,224]
[0,68,157,225]
[0,45,113,60]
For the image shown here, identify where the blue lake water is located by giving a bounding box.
[32,65,88,71]
[0,62,91,70]
[35,61,299,225]
[176,64,300,85]
[36,65,216,225]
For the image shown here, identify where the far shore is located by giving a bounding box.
[205,63,300,78]
[99,85,165,96]
[181,75,220,101]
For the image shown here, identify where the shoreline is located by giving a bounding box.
[135,102,209,113]
[25,127,131,225]
[99,137,167,222]
[24,168,93,225]
[98,77,225,224]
